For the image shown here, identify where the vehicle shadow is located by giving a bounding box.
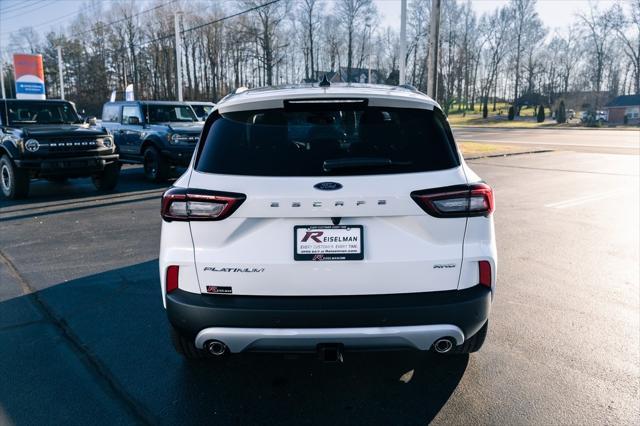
[0,166,182,215]
[179,350,468,425]
[0,260,468,425]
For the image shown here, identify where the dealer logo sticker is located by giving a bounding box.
[206,286,233,294]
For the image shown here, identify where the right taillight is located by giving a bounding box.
[411,183,494,218]
[478,261,492,288]
[166,265,179,293]
[161,187,246,222]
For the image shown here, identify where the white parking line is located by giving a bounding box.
[545,190,625,209]
[458,139,638,149]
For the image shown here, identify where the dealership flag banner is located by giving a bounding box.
[13,53,46,100]
[125,84,134,101]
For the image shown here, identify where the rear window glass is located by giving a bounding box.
[102,104,120,122]
[191,104,214,117]
[195,105,459,176]
[144,104,197,123]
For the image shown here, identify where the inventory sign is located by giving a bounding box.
[13,54,46,99]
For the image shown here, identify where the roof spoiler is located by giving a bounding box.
[284,98,368,111]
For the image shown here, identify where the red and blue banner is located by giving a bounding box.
[13,53,46,99]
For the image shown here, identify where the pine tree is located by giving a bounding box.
[557,100,566,123]
[537,104,545,123]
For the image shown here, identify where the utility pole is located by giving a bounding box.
[427,0,441,99]
[174,11,183,102]
[366,23,372,83]
[56,46,64,100]
[399,0,407,85]
[0,53,6,99]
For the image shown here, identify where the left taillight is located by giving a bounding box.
[166,265,179,293]
[478,261,492,288]
[161,187,246,222]
[411,183,494,218]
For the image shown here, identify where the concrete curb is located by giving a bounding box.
[452,125,639,131]
[465,149,553,161]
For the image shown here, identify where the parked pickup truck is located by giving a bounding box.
[0,99,119,199]
[101,101,203,182]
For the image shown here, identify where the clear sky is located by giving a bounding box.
[0,0,625,52]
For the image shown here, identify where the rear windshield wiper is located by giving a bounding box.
[323,157,413,172]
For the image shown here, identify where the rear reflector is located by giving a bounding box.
[479,261,491,288]
[411,183,494,218]
[166,265,179,293]
[161,187,246,222]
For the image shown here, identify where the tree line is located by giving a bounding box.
[1,0,638,116]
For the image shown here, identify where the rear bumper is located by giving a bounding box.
[166,285,492,350]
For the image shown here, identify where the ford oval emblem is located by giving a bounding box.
[314,182,342,191]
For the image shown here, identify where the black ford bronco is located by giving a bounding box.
[0,99,119,199]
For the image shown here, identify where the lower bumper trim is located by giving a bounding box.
[166,285,492,340]
[194,324,465,353]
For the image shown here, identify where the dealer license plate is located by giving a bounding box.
[294,225,364,261]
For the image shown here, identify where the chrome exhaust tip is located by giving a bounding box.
[205,340,228,356]
[433,338,454,353]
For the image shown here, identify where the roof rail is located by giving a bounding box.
[398,84,418,92]
[217,86,250,105]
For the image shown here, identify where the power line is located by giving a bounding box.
[0,0,37,14]
[73,0,178,38]
[0,0,48,19]
[0,0,44,15]
[182,0,281,35]
[136,0,281,47]
[39,9,85,29]
[1,0,277,51]
[0,0,176,39]
[0,8,82,37]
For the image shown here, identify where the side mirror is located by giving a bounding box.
[86,116,97,126]
[127,116,140,125]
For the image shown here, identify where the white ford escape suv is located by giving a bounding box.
[159,83,496,361]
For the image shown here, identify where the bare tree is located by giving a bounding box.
[509,0,539,114]
[479,6,512,113]
[407,0,430,86]
[578,3,617,107]
[337,0,373,81]
[554,28,581,94]
[244,0,289,86]
[322,15,341,73]
[299,0,320,80]
[8,27,41,54]
[611,0,640,94]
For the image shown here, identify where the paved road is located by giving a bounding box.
[1,150,638,425]
[453,126,640,155]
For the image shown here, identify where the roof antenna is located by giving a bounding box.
[319,74,331,87]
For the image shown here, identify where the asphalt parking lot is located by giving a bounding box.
[1,141,639,424]
[453,127,640,155]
